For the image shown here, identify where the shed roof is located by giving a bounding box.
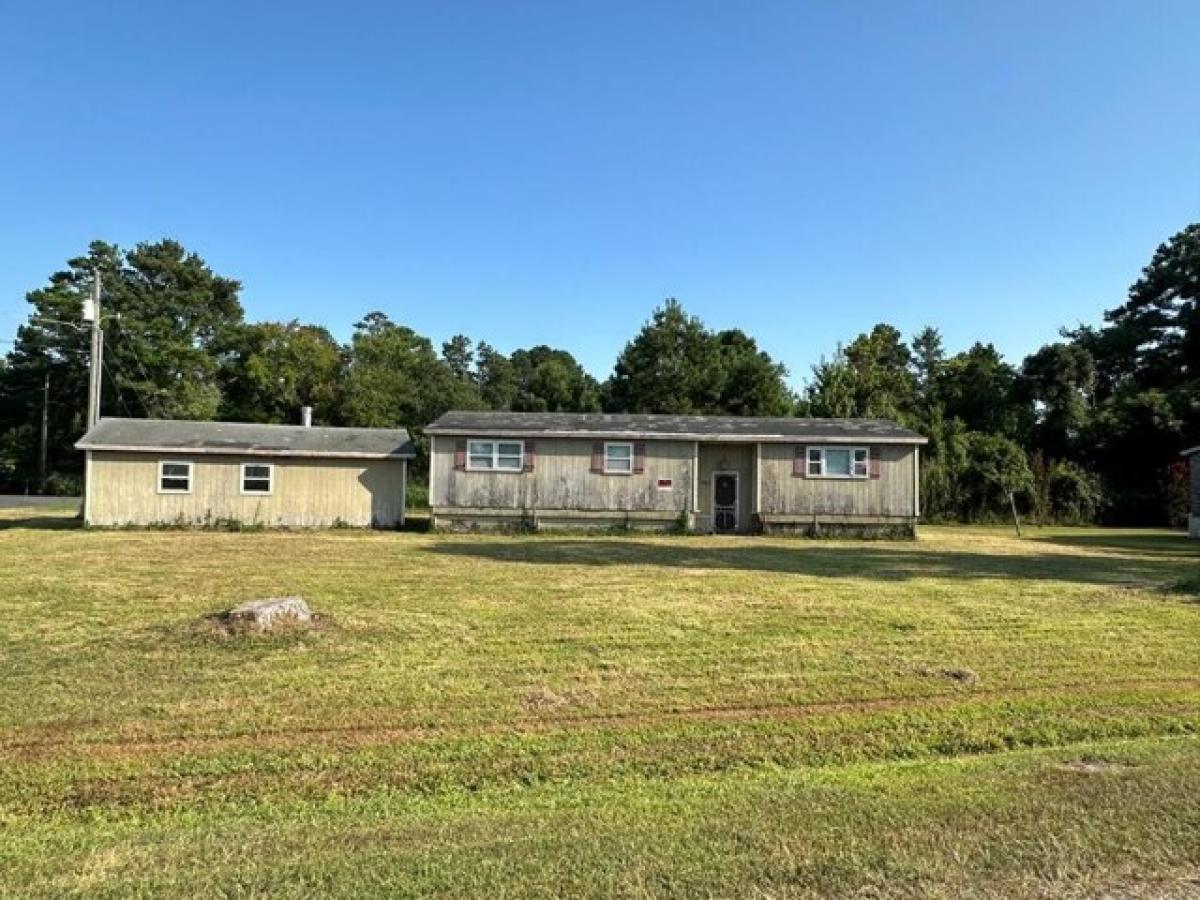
[76,418,415,459]
[426,411,927,444]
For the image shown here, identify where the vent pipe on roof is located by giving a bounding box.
[301,406,313,428]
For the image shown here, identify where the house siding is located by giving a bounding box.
[430,435,694,529]
[430,434,920,533]
[86,451,406,528]
[758,442,916,523]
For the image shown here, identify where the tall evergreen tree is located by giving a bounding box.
[508,346,601,412]
[1103,223,1200,390]
[441,335,475,383]
[0,240,243,488]
[606,300,792,416]
[714,330,795,417]
[606,299,724,414]
[342,312,483,430]
[1020,342,1096,460]
[216,321,344,424]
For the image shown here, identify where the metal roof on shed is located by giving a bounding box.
[426,411,927,444]
[76,418,415,459]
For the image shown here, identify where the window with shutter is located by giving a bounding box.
[603,442,633,474]
[805,447,871,479]
[466,440,524,472]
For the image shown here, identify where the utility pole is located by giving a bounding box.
[85,271,102,429]
[39,372,50,492]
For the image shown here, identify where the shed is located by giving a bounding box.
[76,418,414,528]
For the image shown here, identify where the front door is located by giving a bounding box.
[713,471,738,533]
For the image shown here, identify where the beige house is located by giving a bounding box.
[426,412,927,535]
[76,418,413,528]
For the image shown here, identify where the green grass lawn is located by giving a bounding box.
[1,512,1198,897]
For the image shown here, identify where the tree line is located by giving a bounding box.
[1,223,1196,525]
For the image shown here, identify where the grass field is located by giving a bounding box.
[1,510,1198,897]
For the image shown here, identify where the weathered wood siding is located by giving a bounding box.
[430,435,918,530]
[430,436,693,514]
[759,443,916,519]
[696,443,757,533]
[86,451,406,528]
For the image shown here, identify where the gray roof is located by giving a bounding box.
[76,417,415,459]
[1183,446,1200,457]
[426,411,927,444]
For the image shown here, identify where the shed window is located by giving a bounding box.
[467,440,524,472]
[604,442,633,474]
[158,461,192,494]
[807,446,869,479]
[241,462,273,494]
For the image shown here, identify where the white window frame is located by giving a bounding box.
[806,446,870,479]
[603,441,634,475]
[466,439,525,473]
[240,461,274,496]
[157,460,193,494]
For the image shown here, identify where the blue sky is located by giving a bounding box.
[1,1,1197,389]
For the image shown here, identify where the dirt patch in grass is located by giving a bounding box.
[7,676,1199,765]
[521,685,597,711]
[1058,755,1139,775]
[917,666,980,686]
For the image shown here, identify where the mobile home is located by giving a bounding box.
[426,412,926,535]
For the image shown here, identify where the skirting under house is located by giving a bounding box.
[425,412,927,535]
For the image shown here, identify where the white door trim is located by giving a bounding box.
[711,469,739,533]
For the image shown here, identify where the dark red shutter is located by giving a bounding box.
[454,439,467,471]
[523,441,536,473]
[869,447,882,479]
[633,442,646,474]
[590,441,604,473]
[793,445,806,478]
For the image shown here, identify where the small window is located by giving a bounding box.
[468,440,494,470]
[158,460,192,494]
[467,440,524,472]
[852,448,869,477]
[656,478,673,490]
[806,446,870,479]
[807,446,822,477]
[604,442,633,474]
[241,462,273,495]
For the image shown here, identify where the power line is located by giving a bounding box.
[100,355,136,418]
[111,327,166,418]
